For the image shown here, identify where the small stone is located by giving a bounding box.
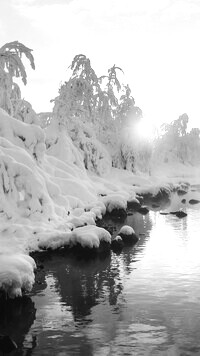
[127,212,133,216]
[181,199,186,204]
[170,211,187,218]
[189,199,200,205]
[175,211,187,218]
[177,189,187,196]
[137,206,149,215]
[111,236,124,252]
[136,195,144,204]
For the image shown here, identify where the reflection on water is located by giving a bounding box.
[1,187,200,355]
[0,296,36,355]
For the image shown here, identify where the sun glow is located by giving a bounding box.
[133,119,155,141]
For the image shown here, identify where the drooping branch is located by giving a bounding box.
[0,41,35,85]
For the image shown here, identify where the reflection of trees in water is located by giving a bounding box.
[0,209,154,354]
[29,191,200,354]
[39,251,124,323]
[0,208,155,354]
[117,212,153,275]
[0,296,36,355]
[34,210,153,325]
[8,208,155,353]
[58,256,107,321]
[2,190,198,355]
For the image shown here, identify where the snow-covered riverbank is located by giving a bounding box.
[0,108,200,298]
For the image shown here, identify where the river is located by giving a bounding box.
[0,185,200,355]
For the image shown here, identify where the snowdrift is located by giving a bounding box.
[0,109,142,298]
[0,109,192,298]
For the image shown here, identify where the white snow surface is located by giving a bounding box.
[0,109,198,298]
[119,225,135,236]
[0,110,137,297]
[37,225,111,250]
[0,253,36,298]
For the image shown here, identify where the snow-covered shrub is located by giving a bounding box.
[0,142,56,221]
[45,119,85,169]
[67,118,112,175]
[113,142,135,171]
[37,112,52,128]
[12,99,39,125]
[184,128,200,165]
[0,67,13,114]
[152,114,200,166]
[113,126,152,173]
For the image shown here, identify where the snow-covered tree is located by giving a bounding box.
[152,113,200,165]
[52,54,100,127]
[52,54,143,173]
[0,41,35,120]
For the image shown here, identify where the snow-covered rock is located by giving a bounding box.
[111,235,124,252]
[0,254,36,298]
[118,225,139,244]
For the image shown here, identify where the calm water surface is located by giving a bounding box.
[1,186,200,356]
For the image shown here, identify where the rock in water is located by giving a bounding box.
[137,206,149,215]
[109,208,127,220]
[176,211,187,218]
[127,199,141,210]
[111,236,124,252]
[0,335,17,353]
[118,225,139,244]
[170,211,187,218]
[189,199,200,205]
[177,189,187,196]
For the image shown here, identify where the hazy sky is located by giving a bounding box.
[1,0,200,129]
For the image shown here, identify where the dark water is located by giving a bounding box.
[1,186,200,356]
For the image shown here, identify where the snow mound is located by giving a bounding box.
[0,109,117,297]
[45,120,85,169]
[37,225,111,250]
[101,193,127,213]
[73,225,111,248]
[119,225,135,235]
[119,225,138,244]
[0,108,45,162]
[0,253,36,298]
